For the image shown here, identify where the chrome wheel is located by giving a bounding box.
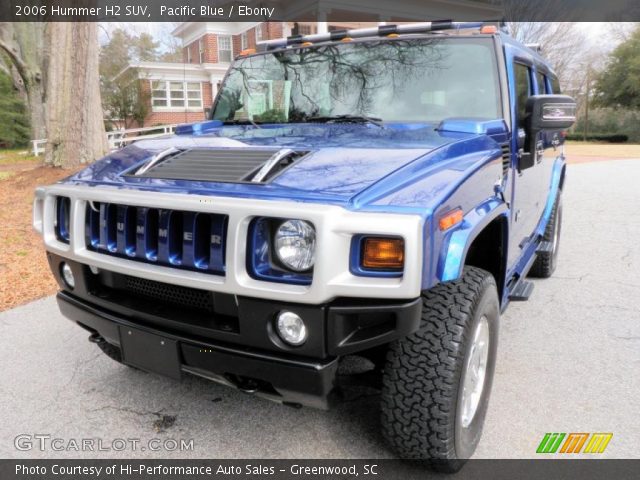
[460,315,490,428]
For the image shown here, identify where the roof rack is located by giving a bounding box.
[256,21,491,51]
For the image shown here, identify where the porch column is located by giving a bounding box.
[317,10,328,34]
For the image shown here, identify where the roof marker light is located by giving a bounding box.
[480,25,498,34]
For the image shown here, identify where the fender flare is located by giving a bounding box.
[437,197,509,282]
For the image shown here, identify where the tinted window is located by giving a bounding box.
[536,71,548,94]
[550,75,561,94]
[515,63,531,128]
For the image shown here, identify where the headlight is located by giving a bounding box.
[274,220,316,272]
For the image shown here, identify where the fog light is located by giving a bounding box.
[61,262,75,289]
[276,311,307,346]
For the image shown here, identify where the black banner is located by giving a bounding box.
[1,459,640,480]
[1,0,640,22]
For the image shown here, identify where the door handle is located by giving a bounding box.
[536,140,544,163]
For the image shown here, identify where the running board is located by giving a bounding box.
[537,241,553,254]
[509,279,534,301]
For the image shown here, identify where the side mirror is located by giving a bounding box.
[518,95,576,172]
[526,95,577,131]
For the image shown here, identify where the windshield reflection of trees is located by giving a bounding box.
[216,39,450,122]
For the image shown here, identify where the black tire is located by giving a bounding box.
[530,194,563,278]
[380,267,500,472]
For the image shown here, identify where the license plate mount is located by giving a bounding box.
[119,326,181,380]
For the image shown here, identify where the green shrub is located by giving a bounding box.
[565,133,629,143]
[572,107,639,142]
[0,71,30,148]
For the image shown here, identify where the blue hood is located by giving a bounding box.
[64,121,506,210]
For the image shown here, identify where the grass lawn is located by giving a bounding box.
[0,148,39,165]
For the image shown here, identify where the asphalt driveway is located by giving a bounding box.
[1,158,639,459]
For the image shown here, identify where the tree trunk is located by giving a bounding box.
[583,68,590,141]
[0,22,47,140]
[45,22,107,168]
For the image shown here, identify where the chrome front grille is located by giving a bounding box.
[85,203,228,275]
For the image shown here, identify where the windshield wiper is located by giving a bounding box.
[305,115,384,127]
[220,119,263,128]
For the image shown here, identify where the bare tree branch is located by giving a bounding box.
[0,36,28,84]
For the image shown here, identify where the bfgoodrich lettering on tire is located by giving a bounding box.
[380,266,499,472]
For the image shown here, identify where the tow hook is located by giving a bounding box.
[225,374,259,393]
[88,332,104,344]
[236,379,258,393]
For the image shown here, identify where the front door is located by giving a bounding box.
[508,61,542,267]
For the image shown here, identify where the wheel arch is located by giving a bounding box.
[462,215,509,299]
[437,199,509,300]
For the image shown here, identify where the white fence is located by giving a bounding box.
[32,124,178,156]
[32,139,46,156]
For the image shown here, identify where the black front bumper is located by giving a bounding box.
[59,292,340,409]
[50,254,422,409]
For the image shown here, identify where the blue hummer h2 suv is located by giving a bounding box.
[34,22,576,468]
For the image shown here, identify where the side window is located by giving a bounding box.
[536,71,548,94]
[514,63,532,129]
[550,76,561,94]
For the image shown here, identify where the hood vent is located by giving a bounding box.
[501,143,511,176]
[128,148,308,184]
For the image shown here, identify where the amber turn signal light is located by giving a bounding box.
[439,208,464,231]
[362,237,405,270]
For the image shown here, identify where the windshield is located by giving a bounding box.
[211,37,501,124]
